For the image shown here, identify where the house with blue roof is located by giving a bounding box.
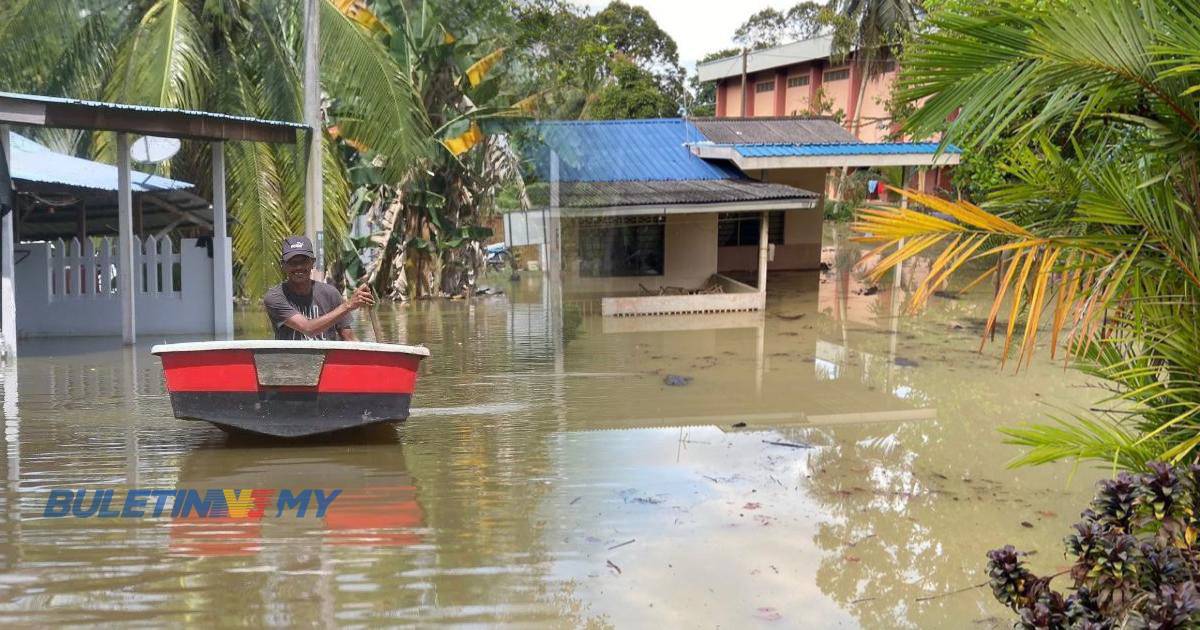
[515,116,960,318]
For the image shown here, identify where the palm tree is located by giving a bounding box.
[825,0,923,137]
[0,0,430,297]
[851,0,1200,470]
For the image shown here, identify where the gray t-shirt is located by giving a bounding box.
[263,281,351,340]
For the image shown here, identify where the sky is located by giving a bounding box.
[581,0,798,73]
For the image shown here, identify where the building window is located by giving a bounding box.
[787,75,810,88]
[717,212,785,247]
[755,81,774,93]
[824,68,850,82]
[578,216,665,277]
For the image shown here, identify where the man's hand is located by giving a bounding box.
[347,284,375,311]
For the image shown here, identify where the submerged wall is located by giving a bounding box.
[14,237,217,337]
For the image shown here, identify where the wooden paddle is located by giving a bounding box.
[365,284,384,343]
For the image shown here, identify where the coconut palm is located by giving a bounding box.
[852,0,1200,470]
[0,0,430,297]
[825,0,923,136]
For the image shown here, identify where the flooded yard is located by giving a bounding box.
[0,229,1101,627]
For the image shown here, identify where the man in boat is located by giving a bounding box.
[263,236,374,341]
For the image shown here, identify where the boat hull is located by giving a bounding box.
[152,341,429,438]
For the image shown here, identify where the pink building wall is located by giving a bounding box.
[712,54,900,140]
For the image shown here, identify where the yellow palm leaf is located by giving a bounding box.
[442,121,483,156]
[331,0,389,35]
[465,48,505,87]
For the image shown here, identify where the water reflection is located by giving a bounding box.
[0,227,1101,627]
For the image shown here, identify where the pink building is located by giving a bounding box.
[697,35,952,195]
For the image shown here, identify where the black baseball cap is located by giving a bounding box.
[281,235,315,262]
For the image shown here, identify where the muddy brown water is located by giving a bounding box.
[0,234,1102,627]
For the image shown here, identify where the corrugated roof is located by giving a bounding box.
[691,117,858,145]
[696,36,838,82]
[0,92,304,143]
[9,132,192,192]
[560,179,817,208]
[731,142,963,157]
[0,92,306,129]
[534,119,742,182]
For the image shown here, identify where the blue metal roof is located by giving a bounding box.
[534,119,743,182]
[731,142,963,158]
[10,132,193,192]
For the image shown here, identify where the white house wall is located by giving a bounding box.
[565,213,718,295]
[15,237,217,337]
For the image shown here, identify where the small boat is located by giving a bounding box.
[151,340,430,437]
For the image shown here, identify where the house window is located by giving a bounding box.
[787,75,810,88]
[824,67,850,82]
[755,81,774,93]
[577,216,665,277]
[880,59,897,73]
[717,212,785,247]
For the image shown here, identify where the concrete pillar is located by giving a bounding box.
[303,0,324,272]
[715,80,726,117]
[0,126,14,358]
[117,133,136,344]
[745,74,756,117]
[757,211,769,293]
[212,142,233,339]
[847,56,864,136]
[808,63,823,113]
[774,70,787,116]
[918,167,928,194]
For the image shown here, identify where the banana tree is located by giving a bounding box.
[331,0,530,300]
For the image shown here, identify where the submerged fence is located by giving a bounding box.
[15,237,216,337]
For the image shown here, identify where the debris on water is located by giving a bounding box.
[894,357,919,367]
[663,374,692,386]
[608,539,636,550]
[855,285,879,296]
[731,421,747,428]
[933,290,960,300]
[569,496,582,505]
[621,489,666,504]
[742,502,761,510]
[607,560,622,575]
[948,320,966,330]
[474,287,504,296]
[762,440,812,449]
[776,312,806,320]
[1021,521,1034,528]
[754,607,782,621]
[819,261,831,271]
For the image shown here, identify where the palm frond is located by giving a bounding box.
[319,0,431,181]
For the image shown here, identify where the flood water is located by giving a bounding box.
[0,227,1103,627]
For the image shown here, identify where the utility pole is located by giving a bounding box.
[303,0,324,271]
[740,47,748,118]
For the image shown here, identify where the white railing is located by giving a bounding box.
[15,237,218,337]
[46,236,182,300]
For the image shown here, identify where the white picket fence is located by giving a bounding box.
[15,237,217,337]
[45,235,181,299]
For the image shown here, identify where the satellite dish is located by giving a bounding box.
[130,135,181,163]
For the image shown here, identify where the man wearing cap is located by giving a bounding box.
[263,236,374,341]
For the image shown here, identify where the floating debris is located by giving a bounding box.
[663,374,692,387]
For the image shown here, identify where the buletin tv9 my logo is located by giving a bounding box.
[42,489,341,518]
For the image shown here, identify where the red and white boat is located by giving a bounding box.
[151,340,430,437]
